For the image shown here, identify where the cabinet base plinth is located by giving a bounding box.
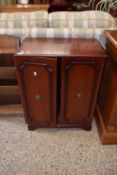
[57,122,92,131]
[28,125,39,131]
[95,104,117,144]
[27,123,92,131]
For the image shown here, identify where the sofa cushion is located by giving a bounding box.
[0,11,48,28]
[49,11,116,28]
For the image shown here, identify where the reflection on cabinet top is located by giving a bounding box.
[104,30,117,63]
[104,30,117,50]
[16,38,107,58]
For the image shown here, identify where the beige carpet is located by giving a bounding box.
[0,115,117,175]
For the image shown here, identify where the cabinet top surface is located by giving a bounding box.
[16,38,106,58]
[104,30,117,49]
[0,4,49,12]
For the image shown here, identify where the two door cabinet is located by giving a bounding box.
[14,38,106,130]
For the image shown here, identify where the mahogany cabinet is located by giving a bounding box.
[95,30,117,144]
[1,4,49,12]
[0,35,22,114]
[14,38,106,130]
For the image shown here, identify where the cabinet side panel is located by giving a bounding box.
[98,46,117,130]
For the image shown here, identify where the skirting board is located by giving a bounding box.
[95,104,117,144]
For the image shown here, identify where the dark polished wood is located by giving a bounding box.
[1,4,49,13]
[0,35,21,110]
[59,58,104,130]
[95,30,117,144]
[15,56,57,128]
[15,38,106,130]
[18,38,106,57]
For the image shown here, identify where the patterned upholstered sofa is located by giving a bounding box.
[0,10,116,48]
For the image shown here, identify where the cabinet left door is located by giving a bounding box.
[15,56,57,130]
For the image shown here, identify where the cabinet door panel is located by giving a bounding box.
[99,55,117,130]
[18,57,57,127]
[59,59,98,125]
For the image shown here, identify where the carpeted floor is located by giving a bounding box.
[0,115,117,175]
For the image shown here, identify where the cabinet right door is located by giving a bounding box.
[58,57,103,130]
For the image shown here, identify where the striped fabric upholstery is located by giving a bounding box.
[0,11,48,28]
[0,27,116,48]
[49,11,116,28]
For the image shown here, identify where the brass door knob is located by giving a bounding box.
[76,93,82,100]
[35,95,41,101]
